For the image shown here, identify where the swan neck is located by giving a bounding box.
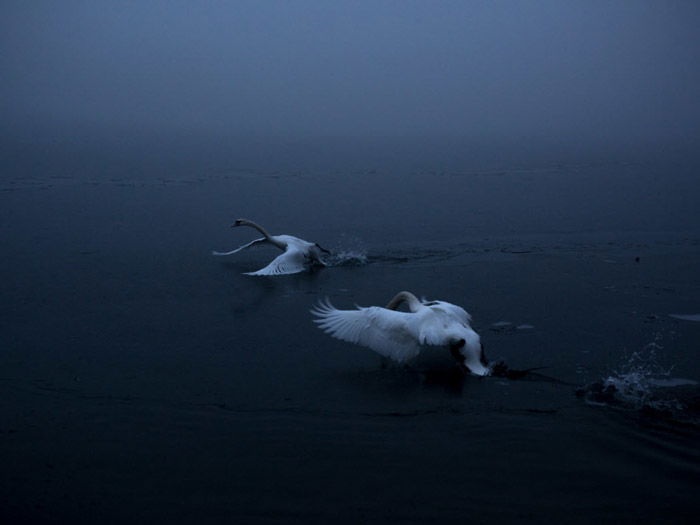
[385,291,421,311]
[237,219,271,238]
[237,219,285,250]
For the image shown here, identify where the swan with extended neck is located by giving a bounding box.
[311,291,491,376]
[213,219,329,276]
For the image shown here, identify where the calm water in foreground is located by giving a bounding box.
[1,152,699,523]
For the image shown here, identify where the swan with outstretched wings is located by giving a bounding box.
[213,219,329,276]
[311,291,490,376]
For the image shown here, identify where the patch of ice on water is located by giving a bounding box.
[669,313,700,322]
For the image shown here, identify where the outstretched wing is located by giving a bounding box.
[212,237,267,256]
[311,299,423,363]
[245,248,307,276]
[430,301,472,325]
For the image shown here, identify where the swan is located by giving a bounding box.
[311,291,491,376]
[213,218,330,276]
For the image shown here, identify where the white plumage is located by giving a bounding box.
[213,219,328,276]
[311,291,490,376]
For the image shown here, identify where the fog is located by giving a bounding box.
[2,1,699,171]
[3,5,700,521]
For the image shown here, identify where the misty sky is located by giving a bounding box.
[2,0,699,146]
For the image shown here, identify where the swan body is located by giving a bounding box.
[213,219,329,276]
[311,291,490,376]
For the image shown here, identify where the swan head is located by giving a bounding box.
[449,330,490,376]
[232,218,251,228]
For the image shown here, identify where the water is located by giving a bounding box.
[1,151,700,522]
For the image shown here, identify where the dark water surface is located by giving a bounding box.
[2,158,700,522]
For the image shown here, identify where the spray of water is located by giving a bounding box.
[578,334,699,422]
[602,336,679,410]
[326,235,369,267]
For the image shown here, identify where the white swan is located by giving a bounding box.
[213,218,329,276]
[311,291,491,376]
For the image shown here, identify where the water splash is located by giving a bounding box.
[326,235,368,267]
[327,250,368,267]
[603,338,677,409]
[577,335,699,423]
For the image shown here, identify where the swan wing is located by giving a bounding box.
[245,248,307,276]
[417,317,458,347]
[430,301,472,324]
[212,237,267,256]
[415,305,473,346]
[311,300,422,363]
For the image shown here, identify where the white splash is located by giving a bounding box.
[327,250,368,267]
[326,235,369,267]
[601,336,694,412]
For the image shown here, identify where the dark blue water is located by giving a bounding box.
[1,148,699,523]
